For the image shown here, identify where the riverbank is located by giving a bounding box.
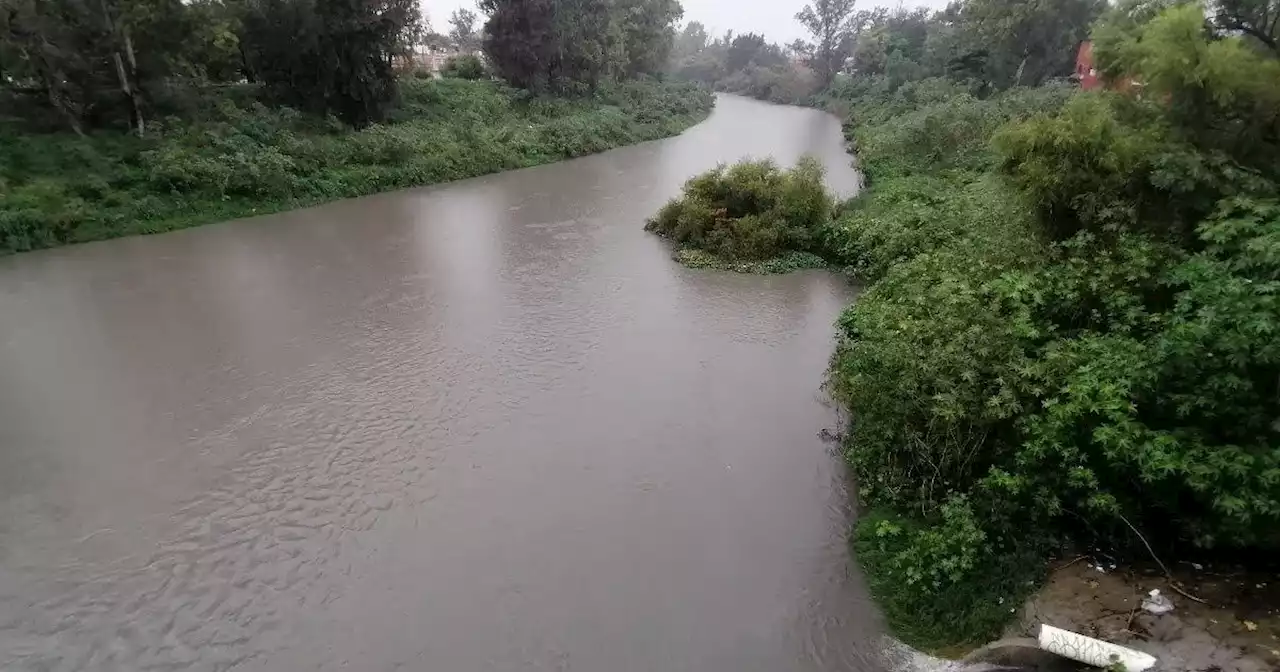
[1005,559,1280,672]
[822,8,1280,658]
[0,78,713,255]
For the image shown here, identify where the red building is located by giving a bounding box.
[1075,41,1102,91]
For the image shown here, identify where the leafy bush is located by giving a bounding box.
[992,93,1270,244]
[845,82,1074,183]
[826,173,1035,280]
[645,156,834,261]
[441,54,487,80]
[826,5,1280,651]
[855,501,1045,653]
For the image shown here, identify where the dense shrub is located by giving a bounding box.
[823,4,1280,650]
[854,501,1045,653]
[718,64,821,105]
[0,79,714,254]
[847,82,1074,183]
[992,94,1272,244]
[441,54,488,80]
[645,156,834,260]
[826,173,1036,281]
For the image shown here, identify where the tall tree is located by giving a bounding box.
[963,0,1105,87]
[480,0,556,91]
[1,0,192,134]
[615,0,681,76]
[1211,0,1280,54]
[672,19,708,60]
[726,32,782,71]
[549,0,612,91]
[241,0,419,127]
[447,6,478,51]
[795,0,861,86]
[481,0,682,92]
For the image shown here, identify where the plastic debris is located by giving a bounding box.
[1039,624,1158,672]
[1244,620,1258,632]
[1142,589,1175,615]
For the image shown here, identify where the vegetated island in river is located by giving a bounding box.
[656,2,1280,666]
[644,155,839,274]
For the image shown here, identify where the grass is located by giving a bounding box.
[0,78,715,255]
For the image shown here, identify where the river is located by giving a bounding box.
[0,94,880,672]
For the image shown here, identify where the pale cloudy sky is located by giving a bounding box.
[424,0,954,45]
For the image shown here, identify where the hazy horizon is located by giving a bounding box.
[424,0,955,46]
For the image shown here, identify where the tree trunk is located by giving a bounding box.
[121,29,145,136]
[98,0,144,136]
[46,84,85,136]
[16,45,84,135]
[1014,54,1028,87]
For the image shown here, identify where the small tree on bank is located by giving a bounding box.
[795,0,861,87]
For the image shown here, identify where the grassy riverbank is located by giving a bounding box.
[0,78,713,255]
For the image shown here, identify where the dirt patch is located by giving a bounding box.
[1004,558,1279,672]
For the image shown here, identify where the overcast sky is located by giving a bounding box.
[424,0,954,46]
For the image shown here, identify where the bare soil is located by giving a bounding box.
[1004,558,1279,672]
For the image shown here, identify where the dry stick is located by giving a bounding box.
[1054,554,1088,571]
[1117,513,1209,605]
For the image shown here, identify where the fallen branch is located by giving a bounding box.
[1117,513,1209,605]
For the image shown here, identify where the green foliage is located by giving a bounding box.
[827,173,1036,281]
[0,78,713,254]
[992,93,1218,242]
[1092,3,1280,176]
[855,503,1046,653]
[794,0,860,87]
[240,0,420,128]
[667,29,819,106]
[718,64,821,105]
[673,249,830,274]
[837,79,1073,184]
[441,54,487,80]
[995,4,1280,244]
[961,0,1106,87]
[645,156,834,261]
[826,3,1280,651]
[479,0,681,94]
[448,7,480,52]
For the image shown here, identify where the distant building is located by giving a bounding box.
[396,44,483,76]
[1075,41,1140,94]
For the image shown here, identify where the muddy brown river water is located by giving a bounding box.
[0,95,883,671]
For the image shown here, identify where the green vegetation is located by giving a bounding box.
[670,27,822,105]
[673,249,830,274]
[854,503,1045,654]
[1,0,711,254]
[481,0,683,94]
[441,54,487,80]
[823,2,1280,653]
[645,157,833,262]
[1,78,712,253]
